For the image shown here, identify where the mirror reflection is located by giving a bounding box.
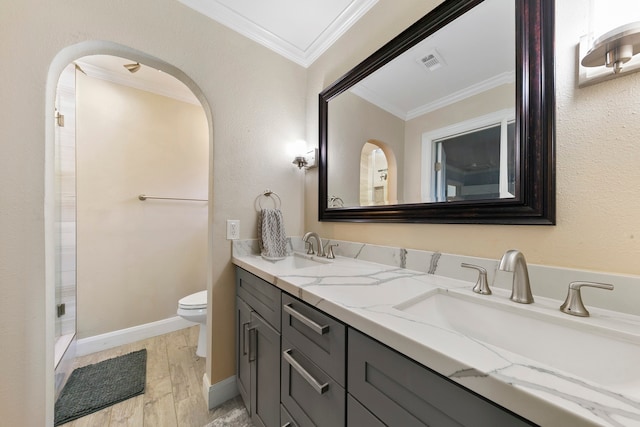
[327,0,515,208]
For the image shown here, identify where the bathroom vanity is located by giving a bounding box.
[233,239,640,427]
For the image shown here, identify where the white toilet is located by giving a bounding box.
[177,290,207,357]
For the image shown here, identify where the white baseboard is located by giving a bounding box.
[203,373,239,409]
[76,316,194,356]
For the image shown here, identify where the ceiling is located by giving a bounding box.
[351,0,514,120]
[75,0,514,118]
[177,0,379,67]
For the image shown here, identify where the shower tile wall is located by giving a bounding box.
[55,63,77,345]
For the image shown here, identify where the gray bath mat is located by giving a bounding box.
[54,349,147,426]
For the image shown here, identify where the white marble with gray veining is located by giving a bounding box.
[232,238,640,427]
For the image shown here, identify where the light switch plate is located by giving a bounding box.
[226,220,240,240]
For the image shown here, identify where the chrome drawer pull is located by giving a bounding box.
[282,423,291,427]
[283,304,329,335]
[283,349,329,395]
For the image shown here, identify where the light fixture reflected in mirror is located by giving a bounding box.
[292,148,318,170]
[292,156,308,169]
[123,62,141,73]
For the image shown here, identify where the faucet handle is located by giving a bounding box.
[461,263,491,295]
[326,244,339,259]
[559,281,614,317]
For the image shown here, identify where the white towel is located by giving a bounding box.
[258,208,288,260]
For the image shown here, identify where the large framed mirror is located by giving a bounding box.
[319,0,555,224]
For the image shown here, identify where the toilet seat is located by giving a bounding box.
[178,290,207,310]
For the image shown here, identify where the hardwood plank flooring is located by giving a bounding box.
[59,326,251,427]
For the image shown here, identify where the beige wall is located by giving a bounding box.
[0,0,305,424]
[306,0,640,276]
[328,91,404,206]
[76,73,208,338]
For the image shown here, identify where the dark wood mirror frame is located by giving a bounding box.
[319,0,555,224]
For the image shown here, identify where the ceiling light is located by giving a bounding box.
[123,62,141,73]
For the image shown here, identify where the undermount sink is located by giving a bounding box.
[269,252,331,269]
[393,288,640,392]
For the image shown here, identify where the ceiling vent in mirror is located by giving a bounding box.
[417,49,445,72]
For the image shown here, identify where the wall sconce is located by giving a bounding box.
[292,148,318,170]
[579,22,640,86]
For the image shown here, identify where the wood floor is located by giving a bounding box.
[59,326,251,427]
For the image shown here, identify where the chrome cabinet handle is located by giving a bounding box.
[283,304,329,335]
[560,281,614,317]
[248,327,257,362]
[282,423,291,427]
[283,349,329,395]
[242,322,250,356]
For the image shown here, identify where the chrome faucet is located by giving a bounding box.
[302,232,325,257]
[498,250,534,304]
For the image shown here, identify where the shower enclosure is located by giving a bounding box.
[54,63,77,393]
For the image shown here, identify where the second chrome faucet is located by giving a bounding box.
[498,249,534,304]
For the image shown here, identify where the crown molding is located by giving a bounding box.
[352,71,516,121]
[406,71,515,120]
[178,0,378,67]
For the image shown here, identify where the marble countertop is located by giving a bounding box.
[232,250,640,426]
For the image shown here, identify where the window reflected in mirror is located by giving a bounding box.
[421,110,515,202]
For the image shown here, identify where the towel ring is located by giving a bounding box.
[256,190,281,210]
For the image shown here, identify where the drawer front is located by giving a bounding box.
[237,267,281,331]
[281,339,346,427]
[281,293,346,386]
[348,329,534,427]
[280,404,299,427]
[347,394,385,427]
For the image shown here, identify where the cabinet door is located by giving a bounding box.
[348,329,534,427]
[236,297,252,413]
[281,339,345,427]
[282,294,346,386]
[347,394,385,427]
[250,312,281,427]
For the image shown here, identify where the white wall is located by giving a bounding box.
[76,73,208,338]
[0,1,306,424]
[305,0,640,277]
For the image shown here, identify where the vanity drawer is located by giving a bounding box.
[236,267,281,331]
[280,404,298,427]
[281,339,346,427]
[281,293,346,386]
[348,328,534,427]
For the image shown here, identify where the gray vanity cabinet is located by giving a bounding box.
[280,294,347,426]
[347,329,535,427]
[236,297,252,412]
[236,268,282,427]
[235,266,534,427]
[281,293,346,386]
[280,404,299,427]
[347,394,385,427]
